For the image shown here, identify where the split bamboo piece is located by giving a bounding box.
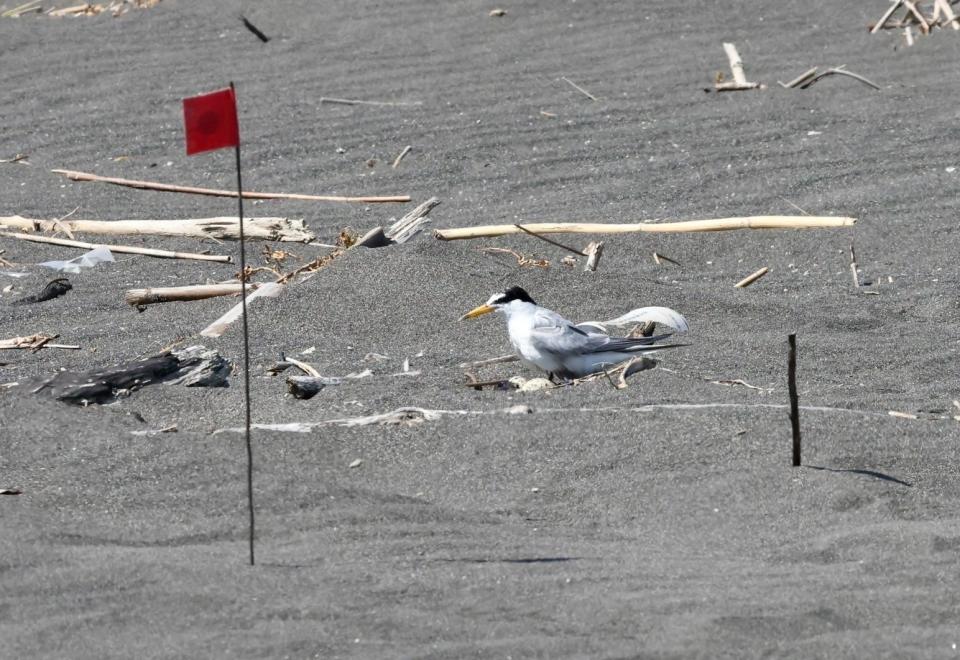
[0,215,314,242]
[51,169,410,204]
[434,216,856,241]
[0,231,232,263]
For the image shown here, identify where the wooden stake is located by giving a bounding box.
[124,282,258,306]
[788,334,801,467]
[435,215,856,241]
[0,215,314,242]
[849,243,860,289]
[0,231,232,263]
[734,266,769,288]
[50,169,410,203]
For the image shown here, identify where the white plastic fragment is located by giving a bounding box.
[39,247,114,273]
[576,306,689,334]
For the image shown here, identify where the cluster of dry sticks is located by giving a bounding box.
[1,167,422,344]
[871,0,959,46]
[714,43,879,93]
[1,0,161,18]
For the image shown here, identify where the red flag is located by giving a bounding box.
[182,87,239,155]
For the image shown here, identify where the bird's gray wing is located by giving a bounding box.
[530,309,678,355]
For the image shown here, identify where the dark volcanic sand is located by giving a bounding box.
[2,1,960,657]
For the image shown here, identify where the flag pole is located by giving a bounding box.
[230,81,256,567]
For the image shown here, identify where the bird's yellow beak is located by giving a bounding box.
[459,304,494,321]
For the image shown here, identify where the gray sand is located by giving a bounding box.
[2,1,959,657]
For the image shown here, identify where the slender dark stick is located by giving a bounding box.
[231,82,255,567]
[788,334,801,467]
[513,224,586,256]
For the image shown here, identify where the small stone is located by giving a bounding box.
[349,458,363,469]
[489,8,507,16]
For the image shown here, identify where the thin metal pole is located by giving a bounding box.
[230,81,255,566]
[788,334,801,467]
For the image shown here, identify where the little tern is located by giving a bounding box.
[460,286,686,380]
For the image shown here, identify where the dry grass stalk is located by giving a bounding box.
[779,67,818,89]
[319,97,422,107]
[561,76,599,101]
[391,145,412,168]
[51,169,410,204]
[653,251,681,267]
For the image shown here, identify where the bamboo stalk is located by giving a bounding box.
[435,216,856,241]
[0,215,314,242]
[125,282,258,306]
[50,169,410,204]
[0,231,232,263]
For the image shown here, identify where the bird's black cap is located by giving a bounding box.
[498,286,536,305]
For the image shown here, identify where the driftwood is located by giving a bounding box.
[715,43,761,91]
[199,282,283,338]
[354,197,441,248]
[0,334,79,351]
[583,241,604,272]
[0,215,314,242]
[51,169,411,204]
[0,231,232,263]
[125,282,258,306]
[435,216,856,241]
[31,345,230,404]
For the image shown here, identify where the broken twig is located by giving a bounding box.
[734,266,769,288]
